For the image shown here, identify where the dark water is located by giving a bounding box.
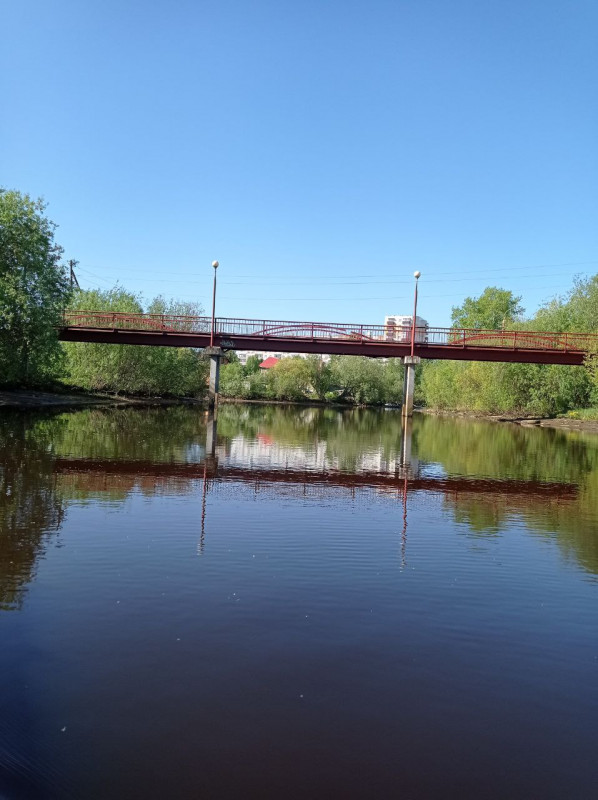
[1,405,597,799]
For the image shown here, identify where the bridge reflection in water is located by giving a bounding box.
[53,414,578,564]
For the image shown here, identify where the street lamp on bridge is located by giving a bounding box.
[210,260,219,347]
[410,270,421,358]
[403,270,422,420]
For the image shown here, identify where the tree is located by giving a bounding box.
[244,355,261,375]
[62,288,208,396]
[535,275,598,333]
[0,190,70,385]
[330,356,387,405]
[219,361,250,398]
[147,296,206,332]
[271,357,312,401]
[451,287,524,330]
[305,356,333,400]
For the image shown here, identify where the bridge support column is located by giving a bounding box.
[204,347,223,410]
[401,356,420,418]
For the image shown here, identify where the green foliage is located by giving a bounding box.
[305,355,334,400]
[0,189,70,386]
[420,278,598,416]
[221,355,414,406]
[564,407,598,420]
[219,361,249,398]
[535,275,598,332]
[537,276,598,403]
[270,357,312,400]
[451,286,523,330]
[330,356,389,405]
[62,288,208,396]
[420,359,590,416]
[244,355,261,374]
[247,369,276,399]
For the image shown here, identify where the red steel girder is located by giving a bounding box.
[58,326,587,365]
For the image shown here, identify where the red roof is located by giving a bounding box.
[259,356,279,369]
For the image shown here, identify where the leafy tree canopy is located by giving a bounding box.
[244,355,262,374]
[535,275,598,333]
[62,288,207,396]
[0,189,70,385]
[451,287,524,330]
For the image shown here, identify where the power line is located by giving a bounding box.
[75,259,598,284]
[75,268,595,288]
[75,269,575,301]
[215,283,573,302]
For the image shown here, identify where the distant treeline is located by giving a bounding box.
[219,282,598,416]
[219,354,405,405]
[2,188,598,415]
[419,282,598,416]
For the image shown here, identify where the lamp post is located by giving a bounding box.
[410,270,421,358]
[210,260,219,347]
[403,270,421,420]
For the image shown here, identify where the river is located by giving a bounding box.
[1,405,597,798]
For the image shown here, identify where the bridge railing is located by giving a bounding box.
[62,312,597,353]
[214,317,401,341]
[428,327,597,351]
[63,311,212,333]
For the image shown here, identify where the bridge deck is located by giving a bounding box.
[59,312,596,365]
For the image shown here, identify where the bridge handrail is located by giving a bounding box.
[61,311,598,352]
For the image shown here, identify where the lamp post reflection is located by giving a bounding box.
[199,411,219,555]
[401,474,408,569]
[398,417,415,569]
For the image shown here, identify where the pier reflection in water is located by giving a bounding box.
[1,405,597,799]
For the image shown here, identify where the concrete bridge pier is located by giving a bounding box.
[401,356,420,418]
[205,347,223,410]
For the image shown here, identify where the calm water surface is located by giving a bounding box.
[1,405,597,799]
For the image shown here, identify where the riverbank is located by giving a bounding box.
[420,407,598,433]
[5,390,598,433]
[0,389,204,409]
[516,417,598,433]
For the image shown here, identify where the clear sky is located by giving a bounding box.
[2,0,597,326]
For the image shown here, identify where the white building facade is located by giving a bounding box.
[384,315,429,342]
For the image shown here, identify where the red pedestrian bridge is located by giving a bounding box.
[59,311,598,365]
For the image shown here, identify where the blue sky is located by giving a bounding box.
[3,0,597,326]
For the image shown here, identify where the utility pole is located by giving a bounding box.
[68,259,80,289]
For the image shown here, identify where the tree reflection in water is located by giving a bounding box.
[0,414,65,610]
[1,404,597,612]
